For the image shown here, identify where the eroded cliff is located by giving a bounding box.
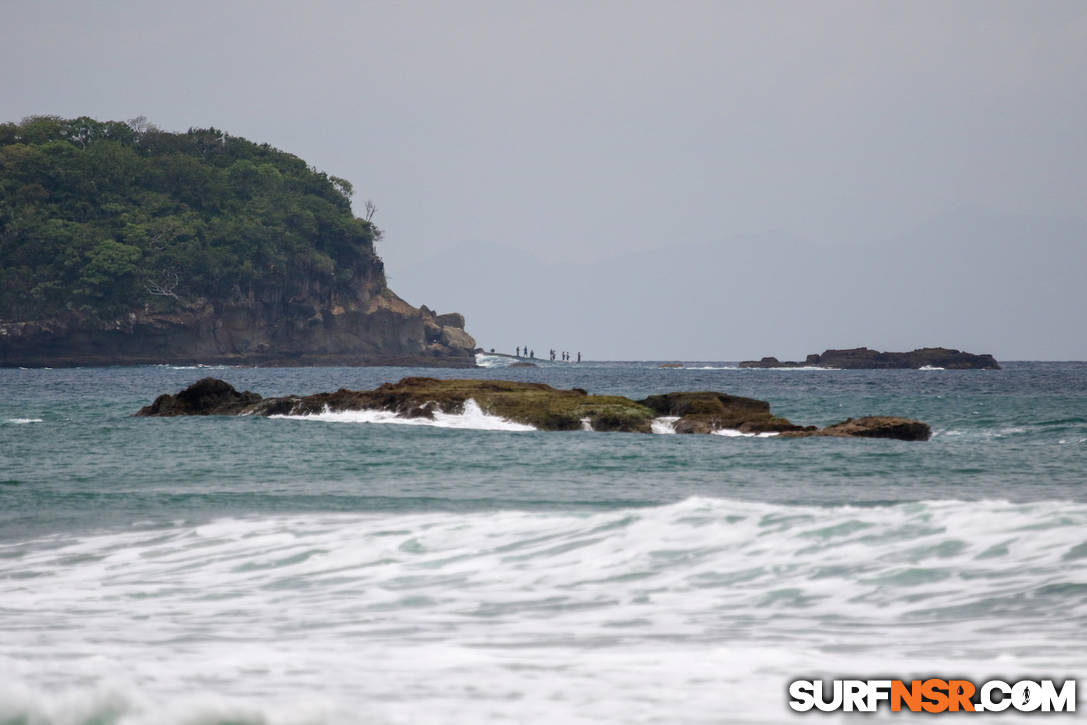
[0,257,476,367]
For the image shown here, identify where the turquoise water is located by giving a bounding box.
[0,361,1085,723]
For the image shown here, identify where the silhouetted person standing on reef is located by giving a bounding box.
[577,352,581,363]
[530,350,535,358]
[516,347,520,357]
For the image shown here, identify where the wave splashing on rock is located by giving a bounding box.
[136,378,932,440]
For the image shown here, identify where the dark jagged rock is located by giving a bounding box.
[739,347,1000,370]
[638,391,810,435]
[137,378,930,440]
[138,377,262,416]
[138,377,655,432]
[781,417,932,441]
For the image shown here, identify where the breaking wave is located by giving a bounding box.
[711,428,779,438]
[677,365,739,370]
[271,398,536,432]
[475,353,513,368]
[1,497,1084,723]
[651,416,679,434]
[154,364,237,370]
[649,418,778,437]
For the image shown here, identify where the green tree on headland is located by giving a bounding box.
[0,115,381,321]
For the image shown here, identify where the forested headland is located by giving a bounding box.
[0,116,475,367]
[0,115,379,320]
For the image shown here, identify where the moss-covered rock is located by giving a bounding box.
[780,416,932,441]
[638,391,808,434]
[138,377,656,432]
[136,378,929,440]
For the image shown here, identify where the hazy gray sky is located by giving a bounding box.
[4,1,1085,359]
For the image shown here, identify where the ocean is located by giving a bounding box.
[1,358,1085,723]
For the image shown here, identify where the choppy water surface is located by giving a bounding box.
[0,361,1085,723]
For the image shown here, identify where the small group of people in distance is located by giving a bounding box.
[513,347,581,363]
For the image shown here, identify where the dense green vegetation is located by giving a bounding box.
[0,115,381,320]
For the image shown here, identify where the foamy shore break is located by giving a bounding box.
[137,378,932,440]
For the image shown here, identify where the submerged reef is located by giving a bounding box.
[137,378,932,440]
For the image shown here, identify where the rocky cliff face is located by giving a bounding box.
[0,253,477,367]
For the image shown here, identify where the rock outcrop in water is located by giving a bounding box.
[739,347,1000,370]
[779,416,932,441]
[137,377,932,440]
[139,377,263,416]
[637,392,811,435]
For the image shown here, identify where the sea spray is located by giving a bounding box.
[2,498,1084,723]
[271,398,536,432]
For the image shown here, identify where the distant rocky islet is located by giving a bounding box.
[739,347,1000,370]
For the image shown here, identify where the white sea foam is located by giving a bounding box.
[935,426,1030,439]
[2,497,1083,723]
[650,416,679,434]
[711,428,779,437]
[745,366,841,371]
[918,365,946,371]
[154,363,236,370]
[677,365,739,370]
[649,414,783,436]
[474,353,510,368]
[273,398,536,432]
[5,418,43,424]
[476,353,566,369]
